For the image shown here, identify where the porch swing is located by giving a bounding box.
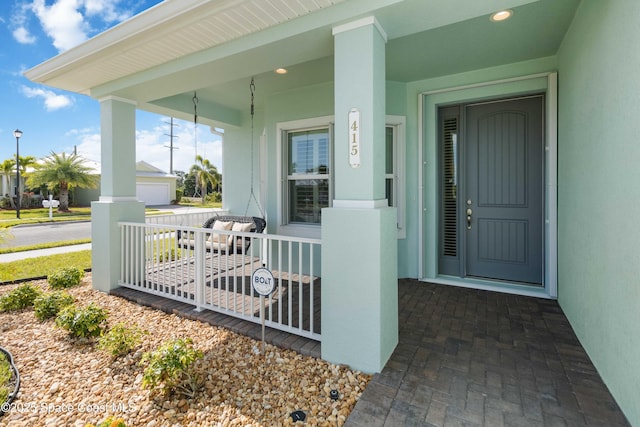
[182,78,266,254]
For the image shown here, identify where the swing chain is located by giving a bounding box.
[244,77,265,218]
[193,92,199,124]
[193,91,200,197]
[250,77,255,117]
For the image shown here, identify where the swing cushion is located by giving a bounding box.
[178,215,266,253]
[231,221,254,251]
[209,220,234,251]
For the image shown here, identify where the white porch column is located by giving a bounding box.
[92,97,145,292]
[321,17,398,373]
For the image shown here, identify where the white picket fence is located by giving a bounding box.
[118,221,322,341]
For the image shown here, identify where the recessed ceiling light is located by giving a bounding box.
[275,68,288,74]
[490,10,513,22]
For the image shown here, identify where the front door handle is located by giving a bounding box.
[466,208,472,229]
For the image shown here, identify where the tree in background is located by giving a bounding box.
[27,152,99,212]
[189,155,221,204]
[17,155,37,176]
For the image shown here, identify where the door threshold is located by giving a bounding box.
[423,275,555,299]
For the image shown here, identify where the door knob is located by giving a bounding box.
[466,208,472,230]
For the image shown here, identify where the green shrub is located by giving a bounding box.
[204,192,221,204]
[55,303,108,339]
[33,291,75,321]
[174,188,183,204]
[0,283,41,312]
[141,338,203,397]
[98,323,146,358]
[0,352,10,405]
[87,417,126,427]
[48,266,84,289]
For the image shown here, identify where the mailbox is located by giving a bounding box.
[42,199,60,208]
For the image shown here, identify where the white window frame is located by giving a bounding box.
[386,115,407,239]
[276,114,405,239]
[277,115,334,238]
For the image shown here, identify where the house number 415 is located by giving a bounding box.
[348,108,361,168]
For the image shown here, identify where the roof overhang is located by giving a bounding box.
[25,0,579,128]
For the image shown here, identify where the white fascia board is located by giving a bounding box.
[23,0,220,86]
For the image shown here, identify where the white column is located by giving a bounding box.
[321,17,398,373]
[91,97,145,292]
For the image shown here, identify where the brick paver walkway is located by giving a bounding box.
[345,279,630,426]
[112,279,630,426]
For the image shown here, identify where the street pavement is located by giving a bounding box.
[0,221,91,248]
[0,205,220,263]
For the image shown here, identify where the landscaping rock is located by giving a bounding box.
[0,275,370,426]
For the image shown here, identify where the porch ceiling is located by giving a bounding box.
[25,0,580,127]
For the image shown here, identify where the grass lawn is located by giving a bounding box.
[0,250,91,283]
[0,207,91,228]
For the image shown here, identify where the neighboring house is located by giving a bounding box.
[134,161,177,206]
[24,1,640,423]
[75,160,177,206]
[1,175,22,199]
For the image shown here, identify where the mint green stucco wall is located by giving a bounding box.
[223,80,407,231]
[557,0,640,424]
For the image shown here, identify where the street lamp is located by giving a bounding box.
[13,129,23,219]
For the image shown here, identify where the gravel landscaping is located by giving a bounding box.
[0,275,370,426]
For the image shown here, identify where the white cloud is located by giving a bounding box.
[84,0,131,22]
[21,85,74,111]
[72,130,101,162]
[68,118,223,175]
[29,0,135,52]
[13,26,37,44]
[31,0,88,52]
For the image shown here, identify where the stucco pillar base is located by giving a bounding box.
[321,204,398,373]
[91,200,145,293]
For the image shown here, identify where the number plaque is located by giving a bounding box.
[348,109,360,168]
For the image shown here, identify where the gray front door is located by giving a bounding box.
[438,95,544,285]
[466,96,543,284]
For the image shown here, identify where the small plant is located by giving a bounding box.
[0,352,11,405]
[86,416,126,427]
[0,283,41,312]
[140,338,203,397]
[55,303,108,339]
[48,266,84,289]
[98,323,146,358]
[33,291,75,321]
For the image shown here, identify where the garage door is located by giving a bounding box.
[136,183,170,206]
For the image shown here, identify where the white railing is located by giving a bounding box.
[118,221,321,341]
[145,209,229,227]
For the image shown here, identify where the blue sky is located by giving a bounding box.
[0,0,223,174]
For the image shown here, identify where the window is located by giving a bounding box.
[278,115,405,238]
[287,127,331,224]
[385,126,396,207]
[278,116,334,232]
[386,116,406,238]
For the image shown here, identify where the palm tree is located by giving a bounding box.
[18,155,37,175]
[189,155,221,204]
[17,155,37,204]
[27,152,99,212]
